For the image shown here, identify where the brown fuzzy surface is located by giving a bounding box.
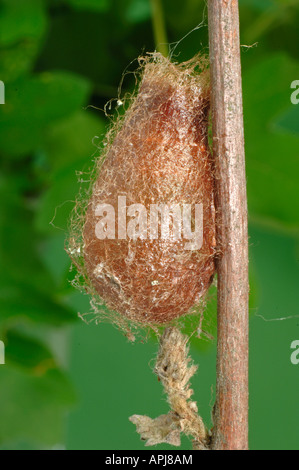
[82,54,216,325]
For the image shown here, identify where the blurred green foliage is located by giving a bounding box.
[0,0,298,450]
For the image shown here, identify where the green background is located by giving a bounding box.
[0,0,298,450]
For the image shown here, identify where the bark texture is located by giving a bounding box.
[208,0,249,450]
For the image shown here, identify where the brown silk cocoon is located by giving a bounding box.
[82,54,216,324]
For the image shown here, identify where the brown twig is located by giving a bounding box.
[208,1,249,450]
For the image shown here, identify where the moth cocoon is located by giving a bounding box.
[69,53,216,326]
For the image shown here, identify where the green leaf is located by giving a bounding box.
[0,366,76,446]
[248,224,299,449]
[0,0,47,82]
[41,109,106,172]
[240,0,276,11]
[0,72,90,158]
[0,0,47,46]
[0,177,77,326]
[35,10,126,92]
[125,0,152,23]
[0,40,42,83]
[35,110,106,233]
[243,53,299,228]
[65,0,109,12]
[272,105,299,135]
[38,234,72,285]
[0,281,76,327]
[5,330,57,373]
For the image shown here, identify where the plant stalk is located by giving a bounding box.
[150,0,168,57]
[208,0,249,450]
